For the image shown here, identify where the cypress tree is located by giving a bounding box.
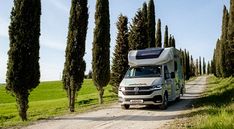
[207,61,211,75]
[129,9,148,50]
[186,51,190,80]
[155,19,162,47]
[226,0,234,76]
[212,49,217,76]
[215,39,221,77]
[63,0,88,112]
[92,0,110,104]
[195,59,199,76]
[168,34,172,47]
[142,2,148,47]
[172,36,176,48]
[147,0,156,47]
[199,56,202,75]
[6,0,41,121]
[190,55,195,77]
[203,57,206,75]
[110,14,129,94]
[220,6,229,77]
[164,25,169,48]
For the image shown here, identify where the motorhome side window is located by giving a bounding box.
[125,66,162,78]
[164,66,170,79]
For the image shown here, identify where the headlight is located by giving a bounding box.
[151,84,162,90]
[119,86,125,91]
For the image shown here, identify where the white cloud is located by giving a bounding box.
[47,0,69,13]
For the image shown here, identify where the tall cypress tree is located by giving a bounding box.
[172,36,176,48]
[212,49,217,76]
[215,39,221,77]
[6,0,41,121]
[155,19,162,47]
[110,15,129,94]
[92,0,110,104]
[207,61,211,75]
[199,56,202,75]
[186,51,190,80]
[147,0,156,47]
[63,0,88,112]
[220,6,229,77]
[142,2,148,47]
[129,9,148,50]
[226,0,234,76]
[164,25,169,48]
[203,57,206,75]
[168,34,172,47]
[195,59,199,76]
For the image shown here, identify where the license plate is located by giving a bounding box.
[130,100,144,104]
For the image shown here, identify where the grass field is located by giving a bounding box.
[0,79,117,128]
[169,76,234,129]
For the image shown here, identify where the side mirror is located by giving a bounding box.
[171,72,175,78]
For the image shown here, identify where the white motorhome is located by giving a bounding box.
[118,47,185,109]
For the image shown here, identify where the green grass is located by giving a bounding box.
[0,79,117,128]
[169,76,234,129]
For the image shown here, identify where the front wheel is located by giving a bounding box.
[121,104,130,109]
[159,94,168,110]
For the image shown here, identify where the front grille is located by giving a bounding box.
[122,86,154,95]
[122,90,154,95]
[125,86,152,90]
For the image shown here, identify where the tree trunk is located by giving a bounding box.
[67,86,73,112]
[16,93,29,121]
[70,89,76,112]
[98,87,104,104]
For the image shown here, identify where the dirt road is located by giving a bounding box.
[24,76,207,129]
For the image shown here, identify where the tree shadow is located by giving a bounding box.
[194,84,234,108]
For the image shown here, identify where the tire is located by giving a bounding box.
[121,104,130,109]
[159,94,168,110]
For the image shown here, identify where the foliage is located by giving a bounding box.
[147,0,156,48]
[6,0,41,121]
[213,2,234,77]
[155,19,162,48]
[163,25,169,48]
[63,0,88,112]
[92,0,110,104]
[110,14,129,94]
[129,8,148,50]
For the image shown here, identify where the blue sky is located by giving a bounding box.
[0,0,230,83]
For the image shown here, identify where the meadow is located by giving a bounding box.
[170,76,234,129]
[0,79,117,128]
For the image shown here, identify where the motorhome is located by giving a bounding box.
[118,47,185,109]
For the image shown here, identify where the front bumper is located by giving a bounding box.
[118,90,163,105]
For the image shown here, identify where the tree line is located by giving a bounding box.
[211,0,234,78]
[4,0,210,121]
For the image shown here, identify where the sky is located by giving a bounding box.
[0,0,230,83]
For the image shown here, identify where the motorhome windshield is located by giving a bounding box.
[125,66,162,78]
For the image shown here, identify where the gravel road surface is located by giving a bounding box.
[24,76,207,129]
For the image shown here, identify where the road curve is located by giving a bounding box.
[24,76,207,129]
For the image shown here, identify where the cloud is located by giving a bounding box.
[47,0,69,13]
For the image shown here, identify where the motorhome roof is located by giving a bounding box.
[128,47,179,67]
